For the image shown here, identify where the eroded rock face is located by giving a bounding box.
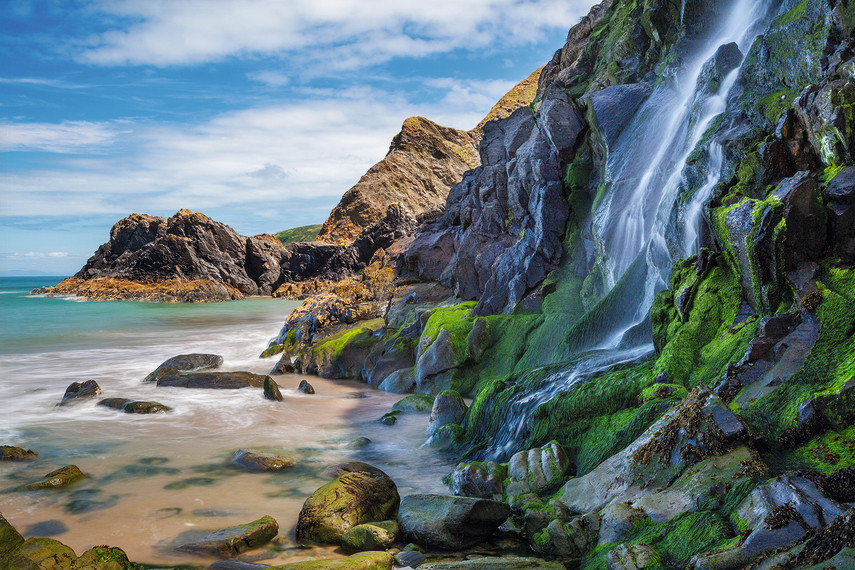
[316,117,480,245]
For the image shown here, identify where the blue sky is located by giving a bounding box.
[1,0,594,276]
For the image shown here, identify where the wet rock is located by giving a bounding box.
[584,83,650,154]
[426,390,467,436]
[13,537,77,568]
[177,515,279,558]
[448,461,507,501]
[231,450,295,472]
[73,545,134,569]
[0,513,25,557]
[772,172,827,268]
[143,353,223,382]
[598,502,647,546]
[0,445,38,461]
[298,379,315,394]
[123,401,171,414]
[505,441,571,498]
[394,550,425,567]
[378,368,417,394]
[24,465,87,490]
[606,543,660,569]
[156,371,270,389]
[362,336,417,388]
[415,329,465,394]
[397,494,511,550]
[272,355,295,375]
[210,562,269,570]
[823,165,855,263]
[345,437,372,450]
[98,398,132,410]
[377,411,400,426]
[296,463,399,544]
[341,520,398,553]
[425,424,464,450]
[393,394,434,413]
[269,550,393,569]
[263,377,284,401]
[532,511,601,558]
[418,557,565,569]
[57,380,102,406]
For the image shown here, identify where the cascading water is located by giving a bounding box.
[482,0,773,460]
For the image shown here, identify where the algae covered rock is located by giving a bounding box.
[418,556,565,569]
[296,463,399,544]
[606,543,661,569]
[14,536,77,568]
[448,461,507,500]
[0,513,25,557]
[177,515,279,557]
[72,545,134,569]
[397,494,511,550]
[263,376,284,401]
[0,445,38,461]
[340,520,398,553]
[268,550,393,569]
[393,394,434,413]
[230,449,295,472]
[505,441,571,498]
[24,465,87,490]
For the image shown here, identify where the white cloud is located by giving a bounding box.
[78,0,590,68]
[0,120,119,153]
[7,252,69,258]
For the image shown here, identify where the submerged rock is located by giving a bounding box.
[156,371,270,389]
[0,445,38,461]
[296,463,399,544]
[97,398,170,413]
[57,380,102,406]
[143,353,224,382]
[230,450,295,472]
[177,515,279,558]
[24,465,87,490]
[397,494,511,550]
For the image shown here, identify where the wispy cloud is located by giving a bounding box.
[7,251,69,258]
[0,77,88,89]
[0,120,119,153]
[77,0,586,68]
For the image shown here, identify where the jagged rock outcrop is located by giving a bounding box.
[315,117,480,245]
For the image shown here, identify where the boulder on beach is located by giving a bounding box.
[12,536,77,567]
[341,520,399,553]
[57,380,102,406]
[230,449,295,472]
[143,353,224,382]
[24,465,87,490]
[298,379,315,394]
[397,494,511,550]
[73,545,135,569]
[97,398,170,413]
[0,445,38,461]
[263,377,284,401]
[156,371,270,389]
[296,463,399,545]
[177,515,279,558]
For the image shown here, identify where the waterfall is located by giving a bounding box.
[482,0,773,460]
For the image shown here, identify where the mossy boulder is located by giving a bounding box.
[143,353,223,382]
[268,551,393,569]
[13,536,77,568]
[296,464,399,545]
[1,514,25,558]
[24,465,87,490]
[340,521,398,553]
[397,494,511,550]
[505,441,571,498]
[230,450,295,472]
[392,394,434,413]
[121,400,171,414]
[0,445,38,461]
[447,461,507,501]
[72,546,134,569]
[177,515,279,558]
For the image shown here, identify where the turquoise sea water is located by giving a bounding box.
[0,277,451,564]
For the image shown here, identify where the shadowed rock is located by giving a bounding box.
[57,380,102,406]
[0,445,38,461]
[397,494,511,550]
[144,353,223,382]
[177,515,279,558]
[156,371,270,389]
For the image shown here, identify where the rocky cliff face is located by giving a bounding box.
[315,116,480,245]
[270,0,855,567]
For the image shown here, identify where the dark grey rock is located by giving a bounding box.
[297,379,315,394]
[156,371,269,389]
[177,515,279,558]
[426,391,467,435]
[143,353,223,382]
[394,550,426,567]
[263,377,283,401]
[398,494,511,550]
[57,380,102,406]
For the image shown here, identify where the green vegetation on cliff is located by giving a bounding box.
[274,224,323,245]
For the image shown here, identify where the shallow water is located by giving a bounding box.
[0,277,453,565]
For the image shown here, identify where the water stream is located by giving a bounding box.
[483,0,773,459]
